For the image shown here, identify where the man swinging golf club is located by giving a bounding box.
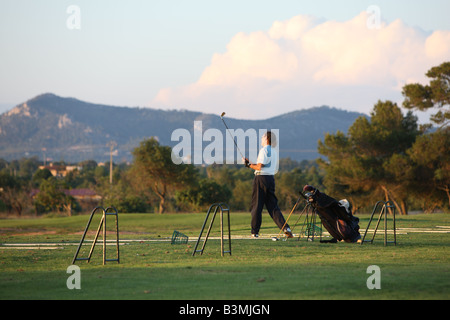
[243,131,293,239]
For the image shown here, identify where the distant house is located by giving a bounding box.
[65,188,102,201]
[38,163,82,178]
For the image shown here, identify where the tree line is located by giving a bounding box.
[0,62,448,216]
[318,62,449,215]
[0,153,322,216]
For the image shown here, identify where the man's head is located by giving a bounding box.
[262,131,277,147]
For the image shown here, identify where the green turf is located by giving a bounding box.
[0,212,449,300]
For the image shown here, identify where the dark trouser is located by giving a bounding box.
[250,175,289,235]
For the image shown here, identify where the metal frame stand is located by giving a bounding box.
[72,206,120,265]
[292,203,322,242]
[192,203,231,257]
[361,201,396,246]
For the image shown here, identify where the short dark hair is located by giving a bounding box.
[264,131,277,147]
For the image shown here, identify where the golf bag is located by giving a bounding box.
[303,185,361,243]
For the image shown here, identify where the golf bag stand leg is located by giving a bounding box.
[299,204,317,241]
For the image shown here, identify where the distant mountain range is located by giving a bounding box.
[0,93,366,163]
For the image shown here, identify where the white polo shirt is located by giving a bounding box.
[255,145,279,175]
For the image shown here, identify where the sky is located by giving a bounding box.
[1,0,450,121]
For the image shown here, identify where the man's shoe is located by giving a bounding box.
[284,227,294,238]
[251,234,259,238]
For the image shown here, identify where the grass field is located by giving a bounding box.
[0,211,449,300]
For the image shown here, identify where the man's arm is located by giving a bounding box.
[249,163,264,171]
[244,158,264,171]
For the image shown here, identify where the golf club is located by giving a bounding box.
[220,112,245,160]
[272,192,304,241]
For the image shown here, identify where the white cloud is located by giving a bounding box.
[151,11,450,119]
